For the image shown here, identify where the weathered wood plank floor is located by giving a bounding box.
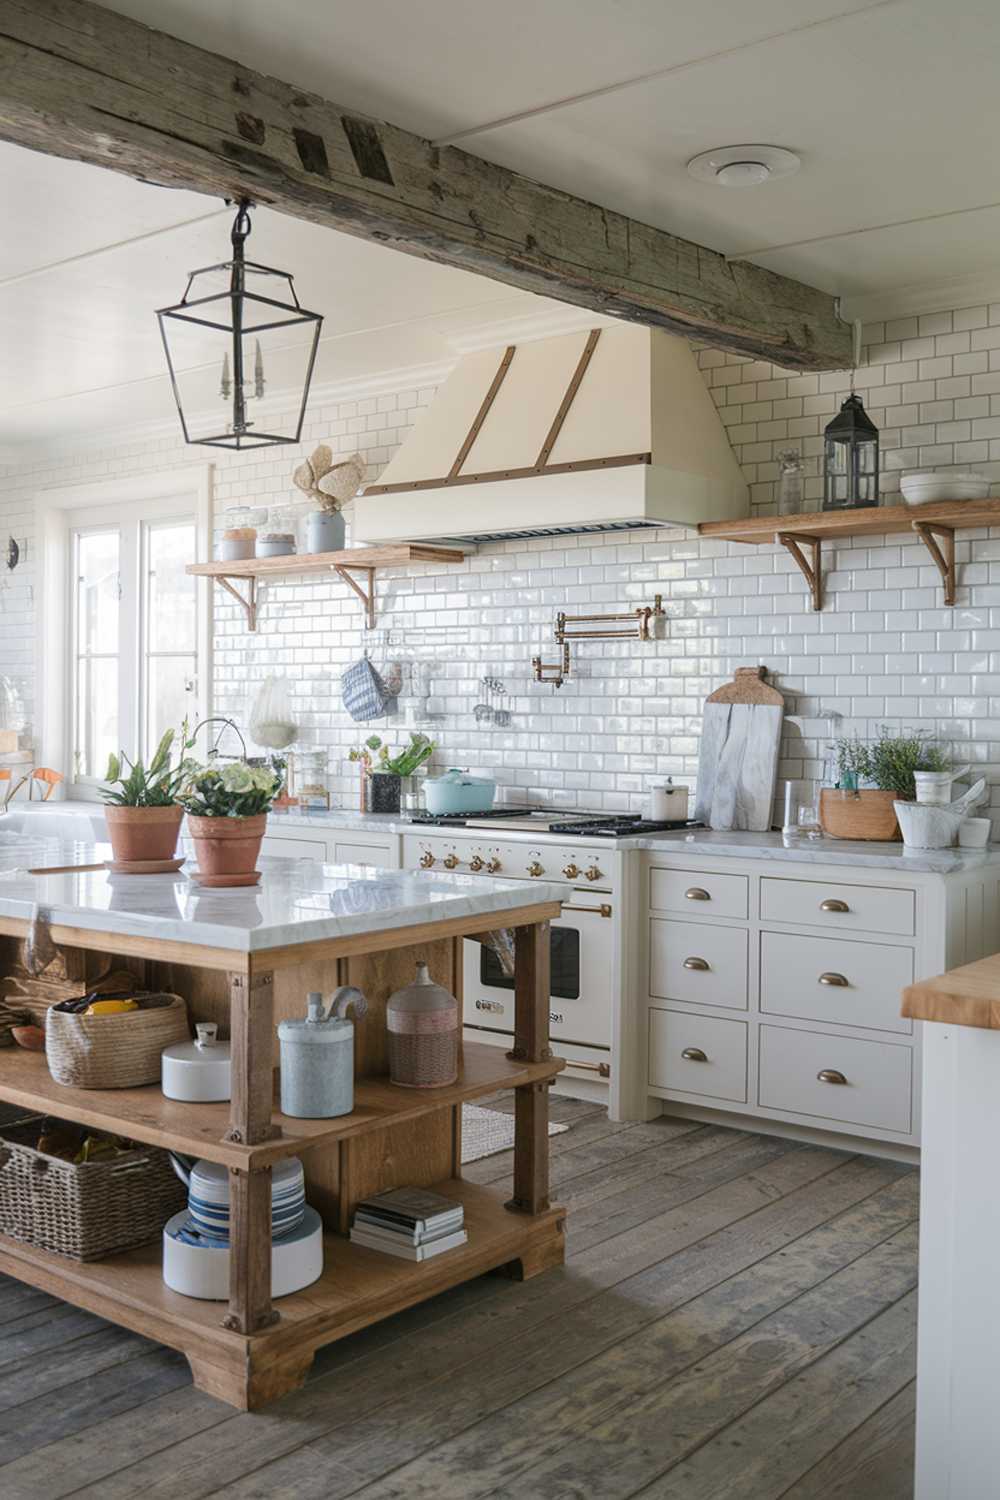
[0,1099,918,1500]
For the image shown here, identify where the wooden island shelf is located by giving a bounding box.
[187,543,466,629]
[698,497,1000,610]
[0,867,565,1410]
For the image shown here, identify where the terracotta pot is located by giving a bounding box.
[187,813,267,883]
[819,788,902,841]
[104,804,183,864]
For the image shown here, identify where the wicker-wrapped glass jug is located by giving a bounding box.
[386,962,458,1088]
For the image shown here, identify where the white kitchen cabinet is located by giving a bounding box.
[260,833,329,860]
[330,837,399,868]
[625,846,1000,1156]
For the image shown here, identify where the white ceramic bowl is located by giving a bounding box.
[163,1205,323,1300]
[959,817,992,849]
[900,470,991,505]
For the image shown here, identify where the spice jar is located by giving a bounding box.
[386,963,458,1088]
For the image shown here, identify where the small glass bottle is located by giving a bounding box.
[776,449,805,516]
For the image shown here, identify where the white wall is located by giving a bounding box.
[3,302,1000,826]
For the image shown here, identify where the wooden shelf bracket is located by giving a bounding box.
[777,532,822,611]
[913,520,956,606]
[333,563,377,629]
[215,575,258,631]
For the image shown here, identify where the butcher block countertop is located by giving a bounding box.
[903,953,1000,1030]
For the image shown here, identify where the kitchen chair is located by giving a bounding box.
[28,768,64,801]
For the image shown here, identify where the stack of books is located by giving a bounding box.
[350,1187,467,1262]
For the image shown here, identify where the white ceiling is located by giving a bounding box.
[5,0,1000,452]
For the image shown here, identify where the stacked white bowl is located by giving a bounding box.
[900,470,991,505]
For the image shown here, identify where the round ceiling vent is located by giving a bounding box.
[686,145,800,188]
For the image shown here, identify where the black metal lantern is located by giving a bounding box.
[156,201,322,449]
[823,393,879,510]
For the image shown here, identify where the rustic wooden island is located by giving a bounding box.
[0,847,566,1409]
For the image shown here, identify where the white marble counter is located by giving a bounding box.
[0,838,564,952]
[627,827,1000,872]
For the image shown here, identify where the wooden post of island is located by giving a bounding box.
[0,863,567,1409]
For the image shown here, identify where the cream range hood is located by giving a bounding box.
[354,324,748,545]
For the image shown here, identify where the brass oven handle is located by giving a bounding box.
[685,887,710,901]
[561,903,612,918]
[683,957,710,971]
[819,898,850,913]
[817,1068,848,1085]
[818,972,849,987]
[681,1047,708,1062]
[565,1058,611,1077]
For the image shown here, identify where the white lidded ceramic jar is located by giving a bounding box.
[648,777,689,821]
[161,1023,231,1102]
[386,962,458,1088]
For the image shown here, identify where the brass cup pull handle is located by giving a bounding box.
[817,1068,848,1085]
[818,972,849,987]
[681,1047,708,1062]
[683,957,710,972]
[685,887,710,901]
[819,898,850,913]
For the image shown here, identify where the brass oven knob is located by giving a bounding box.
[419,851,435,869]
[562,863,580,879]
[486,858,502,874]
[469,855,485,872]
[681,1047,708,1062]
[528,860,545,877]
[584,865,603,882]
[443,853,460,870]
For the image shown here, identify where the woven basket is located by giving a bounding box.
[46,993,189,1089]
[0,1114,186,1260]
[819,789,902,841]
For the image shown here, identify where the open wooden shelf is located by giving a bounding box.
[0,1043,562,1168]
[186,544,466,630]
[698,498,1000,610]
[0,1177,565,1403]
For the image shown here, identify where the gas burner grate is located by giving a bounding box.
[555,817,704,838]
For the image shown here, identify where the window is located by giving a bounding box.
[37,469,211,801]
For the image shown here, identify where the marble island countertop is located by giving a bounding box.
[0,835,565,952]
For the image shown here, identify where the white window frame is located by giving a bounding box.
[36,466,213,801]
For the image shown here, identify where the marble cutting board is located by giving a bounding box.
[694,668,785,832]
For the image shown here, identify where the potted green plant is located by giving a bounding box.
[820,728,950,840]
[100,728,192,870]
[348,733,435,814]
[177,760,283,885]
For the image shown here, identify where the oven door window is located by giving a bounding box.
[479,926,580,1000]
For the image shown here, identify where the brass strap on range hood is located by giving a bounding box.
[365,326,652,495]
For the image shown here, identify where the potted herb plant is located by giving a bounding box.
[100,728,192,870]
[178,760,282,885]
[348,733,435,814]
[820,728,950,840]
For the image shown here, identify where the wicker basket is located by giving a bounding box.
[0,1114,186,1260]
[46,993,189,1089]
[819,789,902,841]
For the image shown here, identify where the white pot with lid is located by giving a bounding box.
[161,1023,231,1102]
[648,778,690,822]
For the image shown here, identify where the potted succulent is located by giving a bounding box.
[348,733,435,814]
[100,728,192,870]
[178,760,283,886]
[821,728,950,841]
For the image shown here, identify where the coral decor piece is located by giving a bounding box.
[292,445,365,513]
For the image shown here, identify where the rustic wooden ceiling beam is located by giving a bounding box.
[0,0,852,370]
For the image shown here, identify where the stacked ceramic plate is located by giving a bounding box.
[186,1157,306,1243]
[900,470,991,505]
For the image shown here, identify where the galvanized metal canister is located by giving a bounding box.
[277,987,367,1118]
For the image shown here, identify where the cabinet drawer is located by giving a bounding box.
[332,840,393,868]
[648,1008,747,1102]
[760,877,914,936]
[761,931,913,1034]
[758,1024,912,1134]
[650,919,748,1010]
[649,867,748,920]
[260,834,327,860]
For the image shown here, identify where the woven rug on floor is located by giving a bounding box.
[461,1103,568,1164]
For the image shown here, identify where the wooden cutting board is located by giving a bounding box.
[694,667,785,832]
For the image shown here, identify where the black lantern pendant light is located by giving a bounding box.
[157,201,323,449]
[823,321,879,510]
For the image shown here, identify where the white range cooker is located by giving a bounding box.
[401,809,688,1097]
